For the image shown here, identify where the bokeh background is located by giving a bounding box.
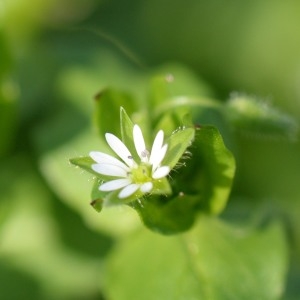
[1,0,300,299]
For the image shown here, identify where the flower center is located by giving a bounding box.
[130,163,152,184]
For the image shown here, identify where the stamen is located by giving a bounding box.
[141,149,149,158]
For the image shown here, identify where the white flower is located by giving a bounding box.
[90,125,170,199]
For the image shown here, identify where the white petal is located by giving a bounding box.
[149,130,164,164]
[140,182,153,193]
[105,133,135,167]
[151,144,168,171]
[133,124,147,161]
[152,166,170,179]
[99,178,131,191]
[89,151,130,171]
[92,163,128,177]
[118,184,140,199]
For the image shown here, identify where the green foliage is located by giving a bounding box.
[132,125,235,234]
[71,106,196,216]
[192,126,236,214]
[103,218,287,300]
[1,1,300,299]
[71,99,236,234]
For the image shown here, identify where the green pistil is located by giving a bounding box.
[130,163,152,184]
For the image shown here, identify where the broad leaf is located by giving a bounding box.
[103,218,288,300]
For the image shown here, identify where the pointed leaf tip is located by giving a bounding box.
[90,198,103,212]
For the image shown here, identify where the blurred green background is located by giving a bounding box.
[1,0,300,299]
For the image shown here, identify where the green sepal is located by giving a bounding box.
[90,179,105,212]
[152,177,172,195]
[105,190,144,206]
[120,107,139,162]
[163,127,195,169]
[90,179,144,211]
[69,156,95,174]
[69,156,111,181]
[92,176,172,209]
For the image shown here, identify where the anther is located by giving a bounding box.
[141,149,149,158]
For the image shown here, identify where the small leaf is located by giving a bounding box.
[105,190,144,206]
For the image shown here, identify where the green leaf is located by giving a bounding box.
[179,125,236,214]
[225,95,299,140]
[69,156,122,184]
[131,193,199,235]
[198,125,236,214]
[103,218,288,300]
